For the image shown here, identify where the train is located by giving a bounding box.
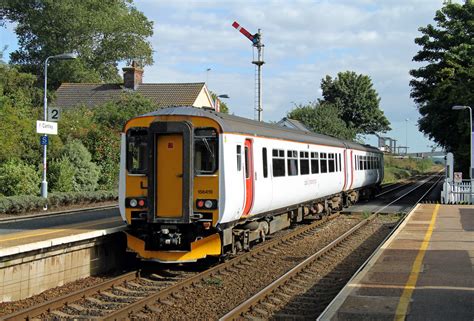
[119,106,384,263]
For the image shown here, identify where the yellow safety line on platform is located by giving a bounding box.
[0,217,119,243]
[394,204,440,321]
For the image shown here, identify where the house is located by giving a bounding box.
[276,117,312,132]
[53,61,215,109]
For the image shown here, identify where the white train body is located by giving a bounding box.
[120,107,383,262]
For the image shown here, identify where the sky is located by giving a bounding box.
[0,0,452,152]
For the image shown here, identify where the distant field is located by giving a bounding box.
[383,156,444,184]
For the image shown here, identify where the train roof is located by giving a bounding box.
[144,106,381,153]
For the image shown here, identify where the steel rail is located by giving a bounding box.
[221,174,442,320]
[1,214,340,320]
[374,173,441,214]
[1,271,138,321]
[102,214,341,320]
[376,174,431,198]
[220,214,377,320]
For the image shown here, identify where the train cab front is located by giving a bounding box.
[122,115,222,263]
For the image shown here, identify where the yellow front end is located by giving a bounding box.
[123,113,222,263]
[125,232,221,263]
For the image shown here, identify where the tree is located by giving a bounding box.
[410,0,474,174]
[209,92,230,114]
[0,63,44,164]
[1,0,154,88]
[320,71,391,135]
[288,102,357,140]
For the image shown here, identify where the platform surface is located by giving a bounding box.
[320,204,474,321]
[0,213,125,257]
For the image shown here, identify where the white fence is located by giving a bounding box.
[441,179,474,204]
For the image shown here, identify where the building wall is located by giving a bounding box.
[193,87,213,108]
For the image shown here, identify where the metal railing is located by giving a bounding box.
[441,179,474,204]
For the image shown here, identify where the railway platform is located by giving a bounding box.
[319,204,473,321]
[0,210,126,302]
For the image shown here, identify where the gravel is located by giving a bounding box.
[0,275,109,317]
[141,215,366,320]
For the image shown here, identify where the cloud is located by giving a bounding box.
[110,0,456,152]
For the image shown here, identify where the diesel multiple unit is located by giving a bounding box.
[119,106,383,263]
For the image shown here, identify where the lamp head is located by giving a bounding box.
[452,105,469,110]
[217,94,230,99]
[51,52,78,60]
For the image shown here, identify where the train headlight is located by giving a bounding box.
[126,197,147,208]
[196,199,218,210]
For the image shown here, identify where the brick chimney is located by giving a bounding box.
[122,61,143,90]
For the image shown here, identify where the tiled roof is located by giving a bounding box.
[53,82,206,109]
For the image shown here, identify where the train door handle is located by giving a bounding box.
[140,181,148,189]
[176,173,183,178]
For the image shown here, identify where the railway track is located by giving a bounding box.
[1,214,346,320]
[221,173,442,320]
[221,214,384,320]
[1,174,441,320]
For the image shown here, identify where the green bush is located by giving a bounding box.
[0,190,118,214]
[49,157,76,192]
[62,140,101,191]
[0,159,40,196]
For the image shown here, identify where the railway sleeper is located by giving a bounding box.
[272,313,309,320]
[100,291,133,301]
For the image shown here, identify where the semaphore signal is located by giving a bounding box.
[232,21,265,122]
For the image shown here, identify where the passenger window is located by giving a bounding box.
[287,150,298,176]
[320,153,328,173]
[311,152,319,174]
[263,148,268,178]
[272,149,285,177]
[127,128,148,174]
[236,145,242,171]
[359,156,364,171]
[328,153,335,173]
[339,153,342,172]
[300,151,309,175]
[194,128,218,175]
[245,146,250,179]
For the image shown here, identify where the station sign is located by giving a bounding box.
[36,120,58,135]
[48,107,61,122]
[40,135,49,146]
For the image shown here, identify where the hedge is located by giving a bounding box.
[0,190,118,214]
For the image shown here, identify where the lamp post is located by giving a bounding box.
[41,53,77,202]
[405,118,409,154]
[214,94,230,113]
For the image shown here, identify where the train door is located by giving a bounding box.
[243,139,254,215]
[156,134,183,217]
[343,149,349,191]
[148,121,192,223]
[349,151,355,189]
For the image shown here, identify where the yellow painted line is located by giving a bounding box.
[0,217,120,243]
[394,204,440,321]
